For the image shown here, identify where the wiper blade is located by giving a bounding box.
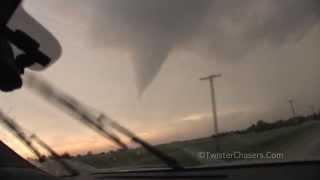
[0,111,79,176]
[98,114,184,170]
[30,134,79,176]
[0,111,43,160]
[25,73,184,170]
[26,75,128,150]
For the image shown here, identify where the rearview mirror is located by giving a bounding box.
[0,0,62,92]
[0,0,21,27]
[7,4,62,70]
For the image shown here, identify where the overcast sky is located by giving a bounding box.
[0,0,319,158]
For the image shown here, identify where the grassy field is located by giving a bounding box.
[70,120,320,169]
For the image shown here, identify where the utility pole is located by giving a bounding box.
[288,99,296,118]
[310,106,316,115]
[200,74,222,136]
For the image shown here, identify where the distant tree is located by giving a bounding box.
[253,120,269,132]
[61,152,72,159]
[86,151,93,156]
[245,124,257,133]
[38,155,47,162]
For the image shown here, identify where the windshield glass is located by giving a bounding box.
[0,0,320,176]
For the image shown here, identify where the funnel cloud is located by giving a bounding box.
[34,0,320,93]
[85,0,320,93]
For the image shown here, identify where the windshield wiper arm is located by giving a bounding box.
[98,114,184,170]
[0,111,43,160]
[25,73,184,170]
[30,134,79,176]
[0,111,79,176]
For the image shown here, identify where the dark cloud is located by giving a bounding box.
[89,0,212,93]
[46,0,320,94]
[200,0,320,60]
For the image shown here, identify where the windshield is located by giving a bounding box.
[0,0,320,176]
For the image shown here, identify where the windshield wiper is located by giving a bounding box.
[25,73,184,170]
[0,111,43,160]
[0,111,79,176]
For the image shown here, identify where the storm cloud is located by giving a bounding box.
[2,0,319,156]
[82,0,319,93]
[32,0,320,93]
[88,0,212,93]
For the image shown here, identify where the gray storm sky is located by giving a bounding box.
[0,0,319,158]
